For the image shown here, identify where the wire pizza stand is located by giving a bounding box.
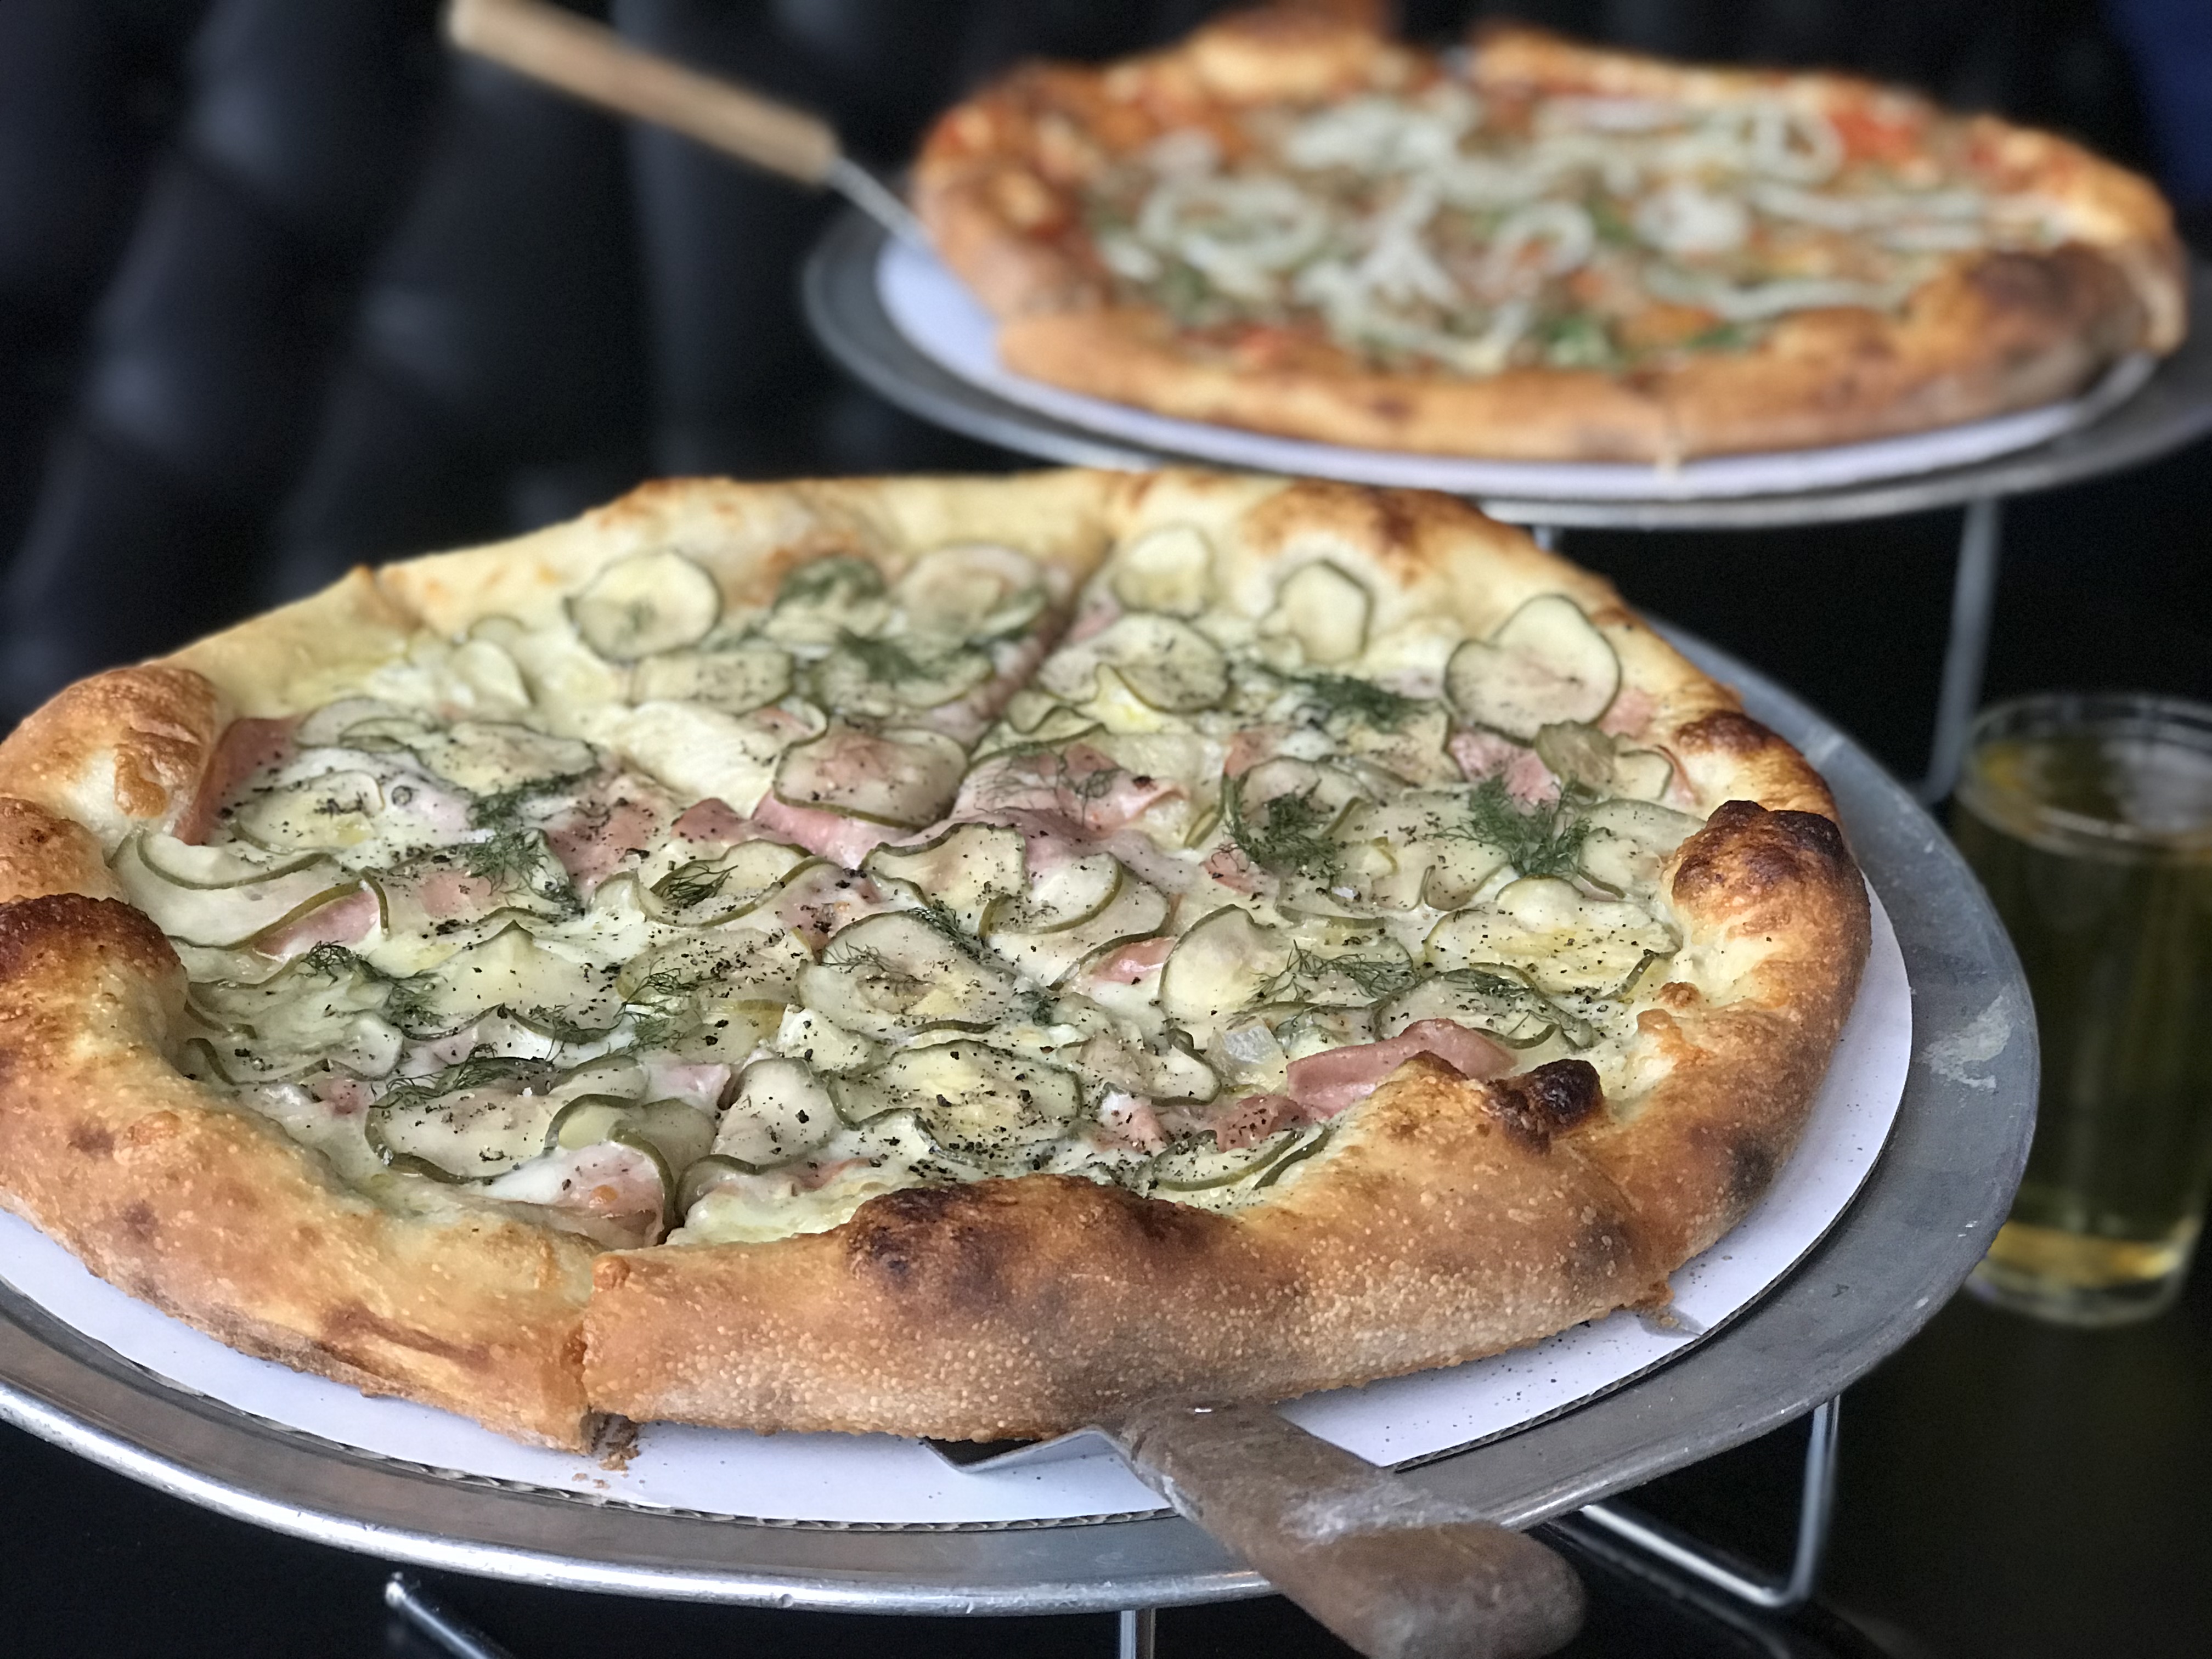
[804,212,2212,807]
[0,625,2030,1654]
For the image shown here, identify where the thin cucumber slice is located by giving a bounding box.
[774,725,966,829]
[862,822,1027,933]
[136,833,321,891]
[807,639,995,716]
[716,1057,839,1168]
[871,1042,1082,1172]
[986,870,1169,985]
[1578,797,1705,896]
[1160,907,1296,1025]
[1262,562,1370,665]
[1424,878,1677,996]
[799,911,1019,1039]
[629,643,793,713]
[981,851,1122,935]
[1446,595,1620,741]
[1043,613,1229,714]
[892,543,1047,639]
[1109,524,1214,617]
[763,555,890,646]
[570,549,722,660]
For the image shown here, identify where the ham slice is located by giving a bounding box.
[1450,729,1558,803]
[545,791,664,896]
[1088,935,1173,985]
[176,716,296,844]
[1599,687,1658,741]
[673,798,750,844]
[1284,1019,1515,1118]
[749,791,905,868]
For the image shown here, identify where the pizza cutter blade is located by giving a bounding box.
[444,0,929,249]
[931,1401,1586,1659]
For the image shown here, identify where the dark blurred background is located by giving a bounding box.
[1,4,2210,1657]
[0,0,2205,776]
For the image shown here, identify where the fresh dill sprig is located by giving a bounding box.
[468,771,590,833]
[1293,673,1419,731]
[836,628,933,683]
[1221,774,1341,883]
[777,555,882,608]
[1263,946,1418,1004]
[1458,776,1592,879]
[376,1054,555,1115]
[463,828,549,886]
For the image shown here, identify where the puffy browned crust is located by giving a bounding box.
[915,10,2186,462]
[0,895,599,1447]
[0,469,1868,1444]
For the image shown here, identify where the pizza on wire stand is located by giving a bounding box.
[915,5,2186,462]
[0,470,1867,1449]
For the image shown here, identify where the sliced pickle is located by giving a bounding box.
[1533,720,1674,803]
[1424,878,1677,996]
[986,871,1170,985]
[137,833,320,890]
[774,725,965,828]
[115,837,353,948]
[891,543,1047,639]
[1612,747,1674,802]
[1332,790,1502,911]
[647,840,811,923]
[1160,907,1295,1025]
[763,555,890,645]
[1109,524,1214,617]
[367,1062,561,1183]
[1079,1029,1221,1103]
[393,922,623,1037]
[1578,797,1706,896]
[862,822,1027,932]
[295,697,410,749]
[629,642,792,713]
[677,1152,753,1213]
[982,851,1122,935]
[1045,613,1228,713]
[548,1094,716,1173]
[772,1006,884,1075]
[551,1053,649,1099]
[1149,1127,1306,1193]
[869,1042,1081,1172]
[600,699,801,820]
[401,721,596,795]
[715,1057,838,1168]
[799,911,1018,1039]
[618,929,814,1005]
[1333,702,1457,786]
[1446,595,1620,740]
[228,770,385,852]
[1374,970,1578,1048]
[1261,562,1370,665]
[808,638,995,716]
[570,549,722,660]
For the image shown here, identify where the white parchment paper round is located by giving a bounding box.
[0,893,1909,1526]
[877,239,2148,503]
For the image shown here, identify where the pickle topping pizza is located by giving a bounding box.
[0,471,1867,1447]
[916,8,2185,460]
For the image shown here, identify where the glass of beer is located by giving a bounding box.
[1954,693,2212,1325]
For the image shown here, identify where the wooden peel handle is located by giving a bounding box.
[1115,1401,1585,1659]
[445,0,839,185]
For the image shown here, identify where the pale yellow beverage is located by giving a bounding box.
[1954,694,2212,1326]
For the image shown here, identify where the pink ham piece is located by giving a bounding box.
[175,716,296,844]
[542,1142,670,1242]
[1208,1092,1304,1150]
[1450,729,1559,803]
[749,791,904,868]
[1096,1091,1171,1153]
[1283,1019,1515,1118]
[673,798,749,844]
[1222,725,1291,778]
[957,743,1183,837]
[1088,935,1173,985]
[413,867,499,921]
[545,789,664,896]
[252,883,381,962]
[1599,686,1658,741]
[306,1074,376,1116]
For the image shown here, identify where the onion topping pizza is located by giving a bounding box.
[916,8,2185,460]
[0,471,1867,1447]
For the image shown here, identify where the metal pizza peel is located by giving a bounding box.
[436,7,1588,1652]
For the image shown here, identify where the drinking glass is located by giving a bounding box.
[1955,693,2212,1326]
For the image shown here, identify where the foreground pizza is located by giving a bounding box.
[917,8,2184,461]
[0,471,1866,1448]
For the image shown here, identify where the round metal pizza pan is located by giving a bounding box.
[0,627,2033,1615]
[802,208,2212,531]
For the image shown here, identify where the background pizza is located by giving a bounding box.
[916,7,2185,461]
[0,470,1866,1447]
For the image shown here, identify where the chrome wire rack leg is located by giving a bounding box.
[1570,1396,1840,1613]
[1917,498,2004,806]
[386,1573,520,1659]
[1528,524,1560,551]
[1118,1605,1157,1659]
